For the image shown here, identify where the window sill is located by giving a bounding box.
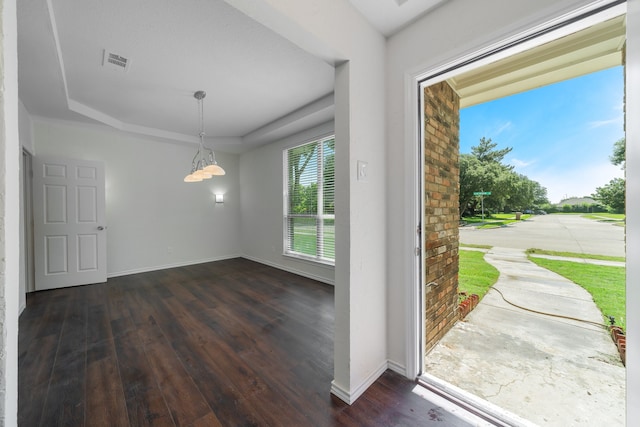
[283,252,335,268]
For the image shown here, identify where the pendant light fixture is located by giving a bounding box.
[184,90,226,182]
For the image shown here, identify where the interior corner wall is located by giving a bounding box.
[385,0,613,373]
[32,120,241,278]
[225,0,388,403]
[239,121,335,284]
[18,100,32,313]
[19,100,33,153]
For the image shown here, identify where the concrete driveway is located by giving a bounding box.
[460,214,625,257]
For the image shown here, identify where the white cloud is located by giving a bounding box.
[492,121,512,136]
[510,158,535,168]
[588,117,623,129]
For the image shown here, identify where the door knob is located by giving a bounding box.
[98,226,105,231]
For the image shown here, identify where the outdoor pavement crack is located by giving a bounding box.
[484,373,526,399]
[543,358,556,387]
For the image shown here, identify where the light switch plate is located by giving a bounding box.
[357,160,368,182]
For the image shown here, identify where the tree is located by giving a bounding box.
[592,178,625,213]
[293,183,318,214]
[459,138,548,215]
[484,164,516,211]
[610,137,625,169]
[288,143,317,214]
[531,180,549,206]
[506,174,535,211]
[288,138,335,215]
[592,137,626,213]
[471,137,513,165]
[459,154,485,215]
[322,139,335,214]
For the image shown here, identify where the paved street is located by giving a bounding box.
[460,214,625,257]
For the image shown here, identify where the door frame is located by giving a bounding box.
[404,0,627,388]
[21,149,35,304]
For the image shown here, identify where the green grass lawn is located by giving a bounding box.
[458,249,499,300]
[526,248,625,262]
[528,257,626,330]
[461,213,532,229]
[582,212,625,221]
[460,247,626,330]
[289,218,335,259]
[491,213,531,220]
[460,243,492,249]
[582,213,625,226]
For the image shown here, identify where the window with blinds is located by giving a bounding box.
[284,135,335,264]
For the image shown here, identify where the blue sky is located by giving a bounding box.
[460,66,625,204]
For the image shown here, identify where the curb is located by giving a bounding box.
[458,292,479,319]
[610,325,626,365]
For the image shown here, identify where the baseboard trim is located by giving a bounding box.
[107,255,335,287]
[107,254,242,278]
[242,255,334,286]
[331,359,389,404]
[330,380,351,404]
[351,359,389,402]
[387,359,407,377]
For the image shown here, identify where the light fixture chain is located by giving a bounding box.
[199,92,205,138]
[184,90,225,182]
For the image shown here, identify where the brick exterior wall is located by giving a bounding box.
[423,81,460,353]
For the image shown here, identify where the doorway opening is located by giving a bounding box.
[414,3,627,425]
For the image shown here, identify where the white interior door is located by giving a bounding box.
[33,157,107,290]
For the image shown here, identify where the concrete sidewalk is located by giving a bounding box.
[425,247,625,426]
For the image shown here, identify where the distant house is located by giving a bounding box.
[556,197,604,213]
[557,197,597,206]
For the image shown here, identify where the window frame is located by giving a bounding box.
[283,134,335,266]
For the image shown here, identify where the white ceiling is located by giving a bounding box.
[17,0,452,153]
[348,0,449,36]
[17,1,625,153]
[18,0,339,152]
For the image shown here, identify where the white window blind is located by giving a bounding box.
[284,136,335,264]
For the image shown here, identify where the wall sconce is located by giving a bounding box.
[215,193,224,204]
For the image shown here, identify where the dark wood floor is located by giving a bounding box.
[19,258,473,426]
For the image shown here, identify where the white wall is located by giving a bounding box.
[625,0,640,421]
[33,120,241,277]
[1,0,20,423]
[225,0,388,403]
[385,0,626,374]
[239,121,335,284]
[18,100,33,153]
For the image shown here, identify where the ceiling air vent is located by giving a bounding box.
[102,49,130,72]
